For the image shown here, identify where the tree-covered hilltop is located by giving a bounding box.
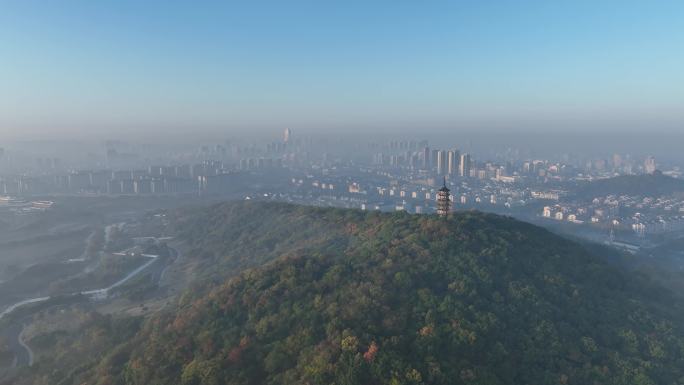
[21,202,684,385]
[577,171,684,198]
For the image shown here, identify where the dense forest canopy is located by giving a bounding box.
[19,202,684,385]
[577,171,684,198]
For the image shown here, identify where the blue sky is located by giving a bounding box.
[1,0,683,137]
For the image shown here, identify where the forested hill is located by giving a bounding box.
[45,203,684,384]
[577,171,684,198]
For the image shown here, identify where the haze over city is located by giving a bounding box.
[2,0,684,139]
[4,2,684,385]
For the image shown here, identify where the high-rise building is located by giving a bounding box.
[422,147,430,169]
[644,156,656,174]
[284,128,292,143]
[436,150,447,175]
[459,153,471,177]
[612,154,623,170]
[447,150,459,175]
[431,149,439,171]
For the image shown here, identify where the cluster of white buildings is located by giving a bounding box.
[0,196,54,214]
[542,193,684,238]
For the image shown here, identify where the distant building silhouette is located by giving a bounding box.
[459,153,471,177]
[644,156,656,174]
[436,150,446,175]
[447,150,459,175]
[422,146,430,169]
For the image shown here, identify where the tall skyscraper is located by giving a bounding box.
[436,150,446,175]
[447,150,459,175]
[644,156,656,174]
[459,153,471,177]
[283,128,292,143]
[422,147,430,169]
[612,154,623,170]
[431,149,439,171]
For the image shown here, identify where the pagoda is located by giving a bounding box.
[436,177,451,217]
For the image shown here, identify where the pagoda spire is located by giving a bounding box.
[437,177,451,217]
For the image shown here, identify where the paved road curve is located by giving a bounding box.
[0,248,173,369]
[1,322,30,367]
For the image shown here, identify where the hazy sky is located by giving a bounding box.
[1,0,683,138]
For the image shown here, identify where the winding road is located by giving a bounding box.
[0,297,50,321]
[18,324,33,366]
[80,253,159,299]
[0,246,175,369]
[1,321,31,368]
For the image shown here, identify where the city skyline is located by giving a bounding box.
[4,4,684,382]
[1,1,684,138]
